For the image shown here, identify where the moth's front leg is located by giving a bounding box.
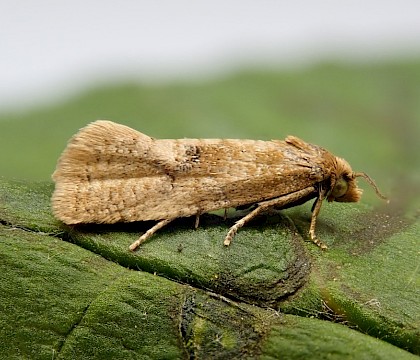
[224,186,316,246]
[309,190,328,250]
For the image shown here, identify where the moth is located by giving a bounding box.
[52,120,387,251]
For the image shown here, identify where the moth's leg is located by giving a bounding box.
[224,186,315,246]
[224,206,266,246]
[129,218,174,251]
[223,208,228,220]
[309,190,328,250]
[195,214,200,228]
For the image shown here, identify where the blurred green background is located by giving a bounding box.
[1,61,419,206]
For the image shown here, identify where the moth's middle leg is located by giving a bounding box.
[223,205,266,246]
[224,187,316,246]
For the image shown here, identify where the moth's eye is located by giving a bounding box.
[332,178,348,198]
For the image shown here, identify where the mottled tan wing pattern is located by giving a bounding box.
[52,121,334,225]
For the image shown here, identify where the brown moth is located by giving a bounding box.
[52,120,387,251]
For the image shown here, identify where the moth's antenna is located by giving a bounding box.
[354,172,389,202]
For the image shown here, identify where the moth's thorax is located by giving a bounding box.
[327,156,363,203]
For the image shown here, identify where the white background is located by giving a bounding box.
[1,0,420,110]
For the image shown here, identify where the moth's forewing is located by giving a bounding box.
[52,121,334,224]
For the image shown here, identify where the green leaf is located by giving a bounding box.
[1,177,419,358]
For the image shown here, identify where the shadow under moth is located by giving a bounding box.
[52,120,387,251]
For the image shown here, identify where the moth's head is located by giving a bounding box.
[327,157,387,203]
